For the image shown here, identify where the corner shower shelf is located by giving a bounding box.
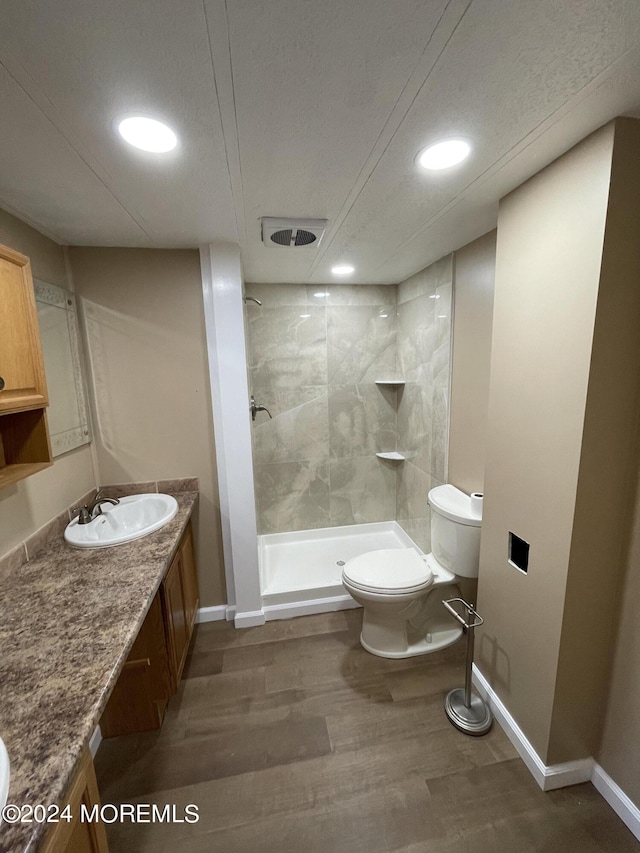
[376,451,406,461]
[375,379,406,387]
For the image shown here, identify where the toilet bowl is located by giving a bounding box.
[341,484,482,659]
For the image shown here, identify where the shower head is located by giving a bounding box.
[244,296,262,306]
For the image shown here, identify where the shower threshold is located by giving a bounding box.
[259,521,421,620]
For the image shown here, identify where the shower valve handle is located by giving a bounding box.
[250,395,273,421]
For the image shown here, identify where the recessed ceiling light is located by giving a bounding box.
[417,139,470,171]
[299,313,311,319]
[429,294,441,299]
[331,264,355,276]
[118,117,177,153]
[314,291,329,298]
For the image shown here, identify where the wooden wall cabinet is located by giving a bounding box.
[0,243,52,487]
[100,521,199,738]
[39,749,109,853]
[0,244,48,412]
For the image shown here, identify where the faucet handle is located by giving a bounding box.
[73,506,92,525]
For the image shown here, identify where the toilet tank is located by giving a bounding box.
[428,484,482,578]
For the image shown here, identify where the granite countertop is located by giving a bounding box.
[0,491,198,853]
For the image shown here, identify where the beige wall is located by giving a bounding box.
[563,119,640,788]
[476,123,615,761]
[477,119,640,779]
[548,119,640,763]
[598,460,640,804]
[0,209,95,559]
[0,208,67,287]
[449,231,496,495]
[69,247,225,606]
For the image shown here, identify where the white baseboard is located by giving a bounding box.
[472,665,593,791]
[473,666,640,841]
[195,605,229,624]
[234,608,266,628]
[263,594,360,621]
[592,763,640,841]
[88,725,102,757]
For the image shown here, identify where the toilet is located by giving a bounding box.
[341,484,482,659]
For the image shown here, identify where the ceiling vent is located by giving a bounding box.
[261,217,328,249]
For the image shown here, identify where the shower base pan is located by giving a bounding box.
[259,521,421,620]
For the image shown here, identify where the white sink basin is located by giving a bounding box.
[0,737,9,815]
[64,493,178,549]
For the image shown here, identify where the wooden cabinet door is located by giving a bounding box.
[162,551,189,691]
[40,749,109,853]
[0,244,48,413]
[180,522,199,633]
[100,592,171,738]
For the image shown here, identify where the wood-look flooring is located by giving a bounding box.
[95,610,639,852]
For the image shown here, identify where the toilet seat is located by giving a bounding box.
[342,548,433,595]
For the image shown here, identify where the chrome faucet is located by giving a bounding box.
[76,489,120,524]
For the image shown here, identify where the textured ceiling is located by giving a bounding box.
[1,0,640,283]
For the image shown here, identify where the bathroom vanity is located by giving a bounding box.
[100,521,199,737]
[0,491,199,853]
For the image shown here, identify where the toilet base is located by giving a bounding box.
[359,624,462,659]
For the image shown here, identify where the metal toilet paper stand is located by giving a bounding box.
[442,598,492,736]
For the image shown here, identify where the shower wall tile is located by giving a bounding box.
[395,253,453,551]
[249,262,454,541]
[325,285,396,306]
[253,387,328,464]
[328,306,396,383]
[245,282,324,307]
[328,384,396,458]
[435,254,453,288]
[249,306,327,392]
[397,262,437,304]
[433,281,453,381]
[396,461,433,553]
[431,384,449,483]
[397,269,426,305]
[329,456,396,527]
[249,383,321,421]
[248,283,401,535]
[397,382,432,475]
[431,337,451,387]
[255,460,330,534]
[397,295,437,382]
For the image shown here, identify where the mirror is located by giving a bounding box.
[34,279,90,456]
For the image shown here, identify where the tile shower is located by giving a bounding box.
[244,255,453,608]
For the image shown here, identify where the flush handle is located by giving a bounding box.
[0,376,4,391]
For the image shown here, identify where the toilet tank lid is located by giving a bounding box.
[428,484,481,527]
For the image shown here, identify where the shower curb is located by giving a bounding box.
[262,593,361,622]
